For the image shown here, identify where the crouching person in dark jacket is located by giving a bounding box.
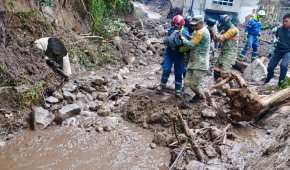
[157,15,187,97]
[265,14,290,86]
[34,37,72,78]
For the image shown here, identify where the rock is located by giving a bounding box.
[76,100,89,111]
[62,82,77,92]
[63,91,76,103]
[58,104,81,121]
[89,101,101,111]
[186,160,207,170]
[145,50,154,56]
[95,85,108,93]
[81,111,98,117]
[113,36,122,49]
[33,107,55,129]
[95,126,103,133]
[243,58,267,82]
[53,91,64,100]
[201,108,217,118]
[152,132,171,147]
[200,121,211,128]
[103,126,112,132]
[0,140,6,147]
[45,96,59,104]
[80,84,96,93]
[91,75,107,87]
[139,60,148,66]
[149,143,157,149]
[41,6,56,24]
[96,92,108,101]
[147,76,155,80]
[50,104,63,111]
[44,103,51,109]
[113,74,123,81]
[102,117,120,132]
[119,67,130,74]
[139,44,147,53]
[61,117,79,127]
[76,92,89,103]
[145,38,162,46]
[277,106,290,115]
[98,105,111,117]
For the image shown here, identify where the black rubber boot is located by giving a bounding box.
[189,95,204,103]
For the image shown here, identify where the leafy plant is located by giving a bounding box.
[89,0,131,37]
[20,81,45,108]
[278,77,290,90]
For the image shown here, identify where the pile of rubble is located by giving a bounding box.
[31,72,122,133]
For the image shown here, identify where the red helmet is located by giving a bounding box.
[172,15,185,28]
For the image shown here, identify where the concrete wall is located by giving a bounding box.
[170,0,259,22]
[205,0,242,13]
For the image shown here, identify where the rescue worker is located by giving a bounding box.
[34,37,72,78]
[264,13,290,86]
[240,10,266,61]
[180,16,211,103]
[181,15,194,77]
[212,15,239,80]
[157,15,186,96]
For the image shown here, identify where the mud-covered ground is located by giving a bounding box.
[1,1,290,170]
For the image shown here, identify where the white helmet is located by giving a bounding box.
[257,10,266,16]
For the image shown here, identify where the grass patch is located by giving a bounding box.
[20,81,45,108]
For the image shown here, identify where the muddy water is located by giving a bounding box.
[0,120,170,170]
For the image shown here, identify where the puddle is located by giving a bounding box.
[0,120,170,170]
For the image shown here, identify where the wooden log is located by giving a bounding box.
[233,61,249,73]
[210,69,290,122]
[177,111,204,162]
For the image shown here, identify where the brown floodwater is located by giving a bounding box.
[0,120,170,170]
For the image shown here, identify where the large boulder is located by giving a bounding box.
[113,36,135,64]
[57,104,81,121]
[33,107,55,129]
[243,58,267,82]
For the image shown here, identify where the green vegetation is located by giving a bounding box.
[279,77,290,90]
[20,81,45,108]
[0,64,17,86]
[89,0,132,37]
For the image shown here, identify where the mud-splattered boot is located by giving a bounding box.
[189,94,204,104]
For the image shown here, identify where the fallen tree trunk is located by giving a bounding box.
[210,68,290,122]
